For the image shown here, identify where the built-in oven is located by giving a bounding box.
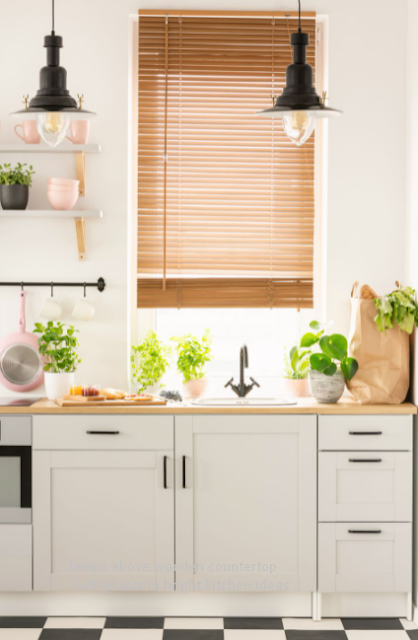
[0,418,31,523]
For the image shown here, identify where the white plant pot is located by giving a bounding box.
[44,371,75,401]
[309,369,345,404]
[183,378,208,399]
[281,377,310,399]
[143,383,161,396]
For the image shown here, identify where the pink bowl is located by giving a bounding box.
[47,185,79,193]
[47,189,79,211]
[48,178,80,187]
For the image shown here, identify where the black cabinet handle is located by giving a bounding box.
[349,458,382,463]
[349,529,382,534]
[182,455,186,489]
[164,456,168,489]
[86,430,120,435]
[349,431,382,435]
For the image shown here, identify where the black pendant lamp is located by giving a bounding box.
[257,0,341,146]
[11,0,95,148]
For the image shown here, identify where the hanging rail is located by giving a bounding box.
[0,278,106,292]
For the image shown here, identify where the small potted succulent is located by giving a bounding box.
[282,342,311,399]
[0,163,35,210]
[172,330,212,399]
[131,331,170,395]
[34,322,81,400]
[302,321,359,403]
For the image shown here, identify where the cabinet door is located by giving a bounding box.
[319,452,412,522]
[319,523,411,593]
[34,450,174,592]
[175,415,316,593]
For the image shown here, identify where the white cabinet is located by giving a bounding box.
[33,417,174,592]
[0,525,32,591]
[175,414,316,593]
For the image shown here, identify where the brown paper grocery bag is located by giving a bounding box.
[346,283,410,404]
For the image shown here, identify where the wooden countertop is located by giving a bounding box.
[0,398,416,415]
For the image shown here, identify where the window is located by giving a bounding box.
[137,11,317,310]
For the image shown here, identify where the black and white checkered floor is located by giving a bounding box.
[0,618,417,640]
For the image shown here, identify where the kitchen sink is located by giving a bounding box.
[192,397,297,407]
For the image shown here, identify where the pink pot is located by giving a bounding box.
[183,378,208,399]
[281,377,310,399]
[47,189,79,211]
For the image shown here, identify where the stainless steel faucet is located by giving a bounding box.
[225,345,260,398]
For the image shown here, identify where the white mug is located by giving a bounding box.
[40,297,63,321]
[71,298,95,321]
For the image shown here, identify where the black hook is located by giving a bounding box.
[20,282,24,291]
[84,282,87,298]
[51,282,54,298]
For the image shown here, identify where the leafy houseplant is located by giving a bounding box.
[374,285,418,335]
[131,331,170,394]
[34,322,80,400]
[172,330,212,399]
[0,163,35,210]
[282,339,312,398]
[301,321,359,404]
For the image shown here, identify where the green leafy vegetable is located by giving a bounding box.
[131,331,170,393]
[172,330,212,383]
[374,286,418,334]
[34,322,80,373]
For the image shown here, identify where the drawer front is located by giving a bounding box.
[319,523,411,593]
[319,452,412,522]
[0,416,31,445]
[0,525,32,591]
[319,416,412,451]
[33,415,173,450]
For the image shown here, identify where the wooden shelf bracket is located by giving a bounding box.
[75,151,86,196]
[75,217,86,261]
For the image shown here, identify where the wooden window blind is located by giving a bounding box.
[137,11,316,308]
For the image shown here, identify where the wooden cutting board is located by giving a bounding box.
[56,396,167,407]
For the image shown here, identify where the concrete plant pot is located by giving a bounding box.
[0,184,29,210]
[309,369,345,404]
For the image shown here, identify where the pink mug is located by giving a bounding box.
[14,121,41,144]
[66,120,90,144]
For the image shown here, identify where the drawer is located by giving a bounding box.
[319,452,412,522]
[0,416,31,445]
[33,415,173,450]
[319,416,412,451]
[0,525,32,591]
[319,522,411,593]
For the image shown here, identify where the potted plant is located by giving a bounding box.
[0,162,35,210]
[282,342,311,398]
[34,321,81,400]
[131,331,170,395]
[172,330,212,399]
[302,321,359,404]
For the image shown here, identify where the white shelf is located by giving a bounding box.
[0,210,103,218]
[0,144,101,153]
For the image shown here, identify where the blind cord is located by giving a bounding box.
[298,0,301,32]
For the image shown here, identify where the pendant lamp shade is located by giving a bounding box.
[257,5,341,146]
[10,0,95,147]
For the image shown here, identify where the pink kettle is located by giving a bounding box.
[0,291,44,392]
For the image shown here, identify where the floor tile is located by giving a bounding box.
[345,632,409,640]
[39,631,102,640]
[285,632,348,640]
[283,618,345,631]
[408,632,418,639]
[165,618,223,629]
[224,618,283,630]
[342,619,404,631]
[0,618,46,628]
[0,631,42,640]
[44,618,105,629]
[401,620,418,630]
[102,631,163,640]
[163,632,224,640]
[225,631,285,640]
[105,618,164,629]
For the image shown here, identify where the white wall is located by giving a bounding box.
[0,0,408,395]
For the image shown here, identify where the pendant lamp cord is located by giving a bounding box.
[298,0,301,32]
[52,0,55,34]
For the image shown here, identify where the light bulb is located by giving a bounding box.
[282,111,315,147]
[36,112,70,148]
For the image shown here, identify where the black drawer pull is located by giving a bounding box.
[86,430,120,435]
[349,458,382,463]
[349,529,382,534]
[164,456,168,489]
[349,431,382,435]
[182,455,186,489]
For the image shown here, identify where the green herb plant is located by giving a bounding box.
[34,322,80,373]
[283,343,312,380]
[131,331,170,393]
[374,285,418,334]
[172,330,212,383]
[301,320,359,381]
[0,163,35,186]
